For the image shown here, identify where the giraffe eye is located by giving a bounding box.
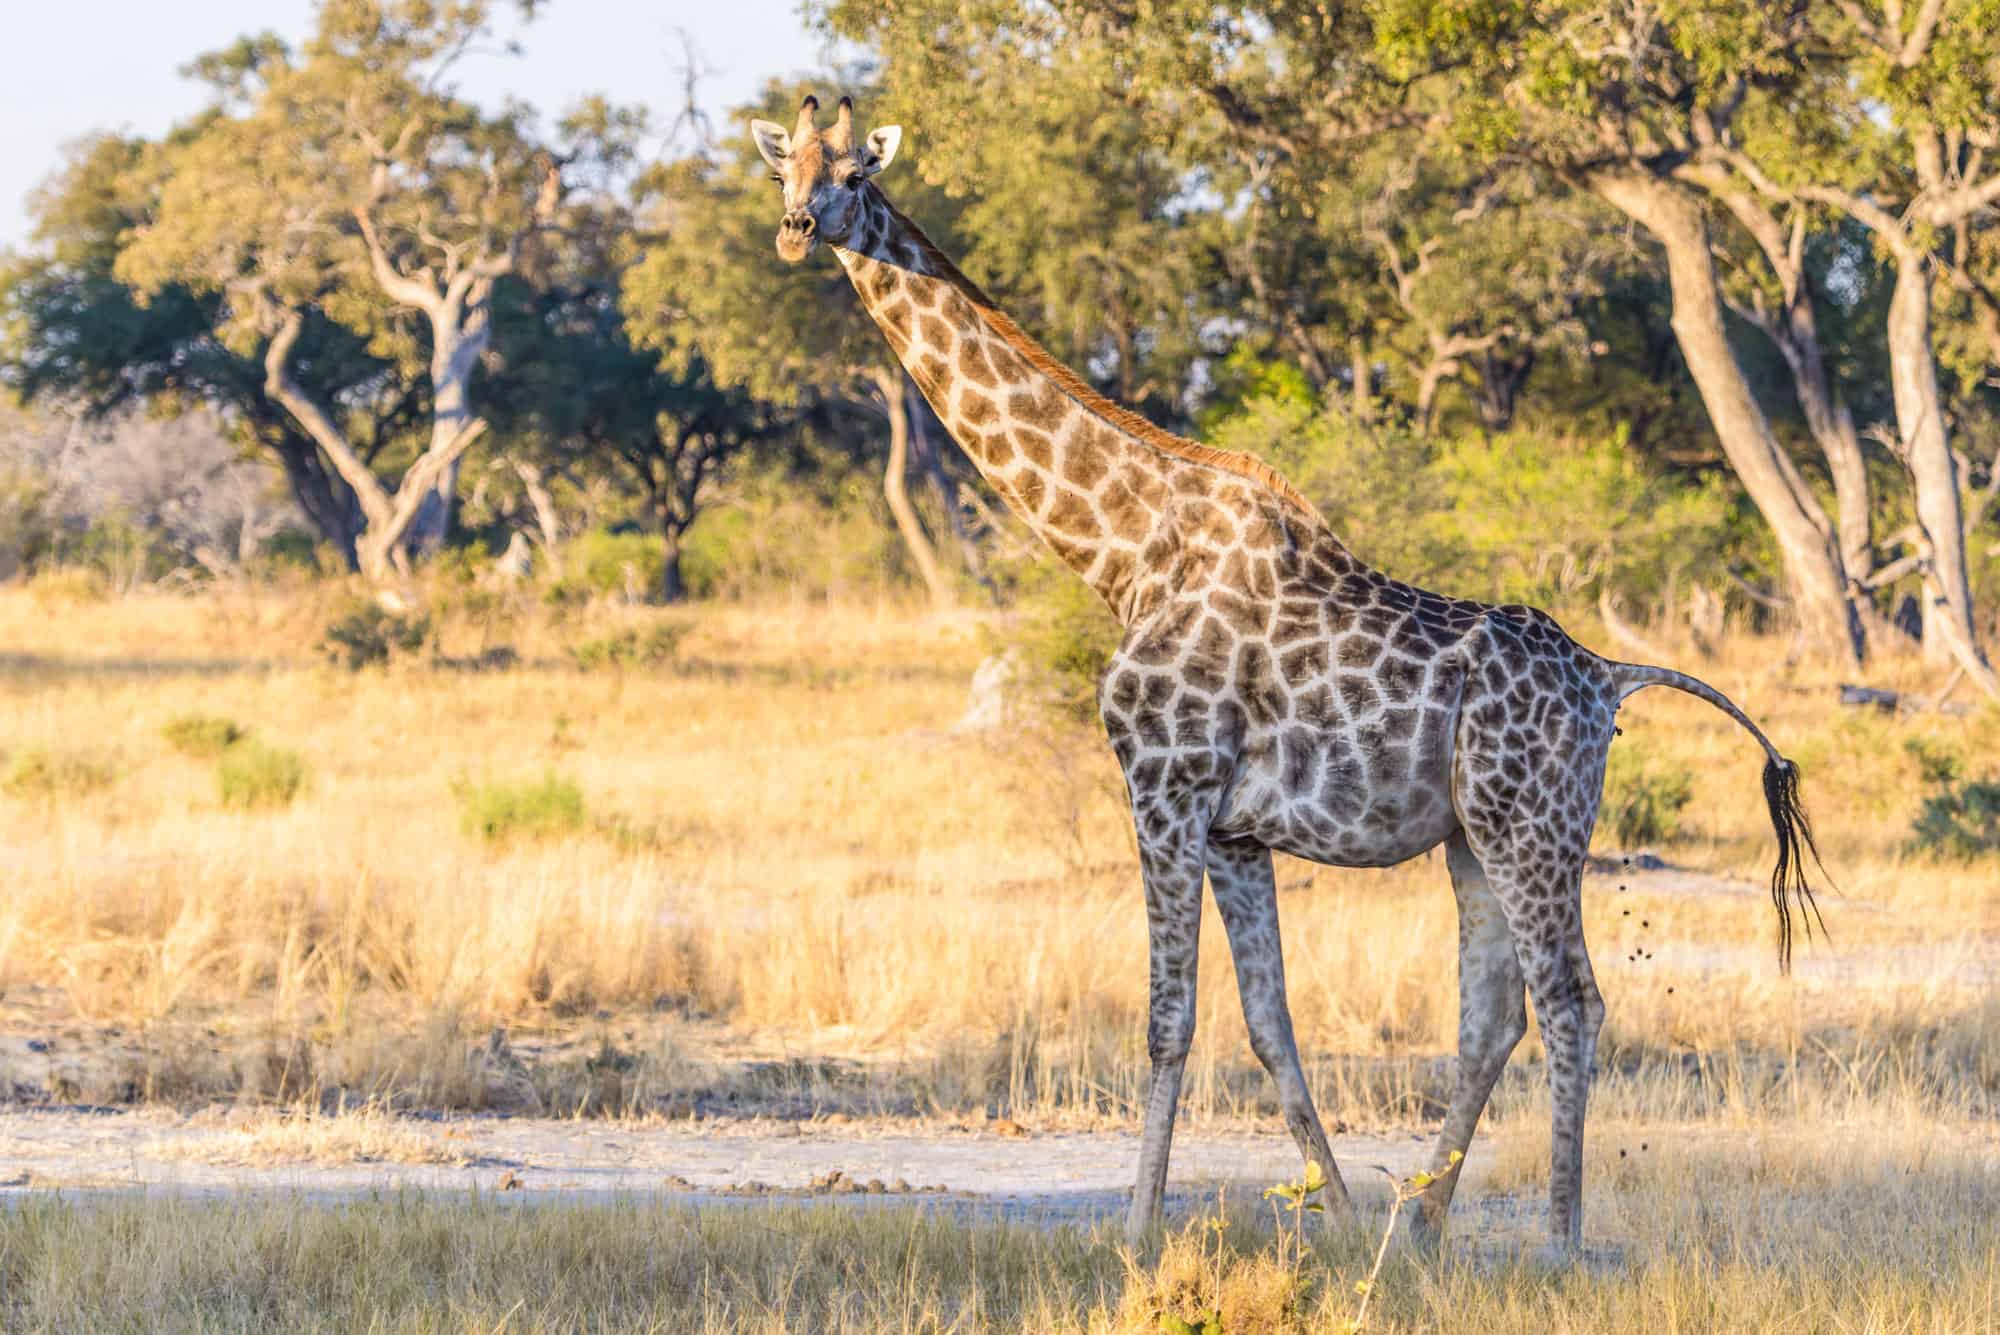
[769,174,782,183]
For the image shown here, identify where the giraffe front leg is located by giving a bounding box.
[1123,829,1206,1250]
[1207,834,1353,1223]
[1403,829,1526,1251]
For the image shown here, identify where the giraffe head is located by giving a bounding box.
[750,95,903,263]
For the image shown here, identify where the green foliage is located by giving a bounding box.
[567,624,691,673]
[1209,394,1738,606]
[2,748,119,800]
[217,742,308,810]
[566,529,666,601]
[1906,739,2000,861]
[1599,748,1694,848]
[456,773,588,844]
[1001,553,1122,723]
[320,598,431,670]
[161,714,248,758]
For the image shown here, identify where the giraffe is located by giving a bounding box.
[749,95,1825,1257]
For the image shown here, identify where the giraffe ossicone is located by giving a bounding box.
[753,94,1826,1257]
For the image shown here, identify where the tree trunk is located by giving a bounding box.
[1886,257,1999,690]
[1475,347,1533,435]
[660,525,687,604]
[1349,336,1373,424]
[1414,358,1452,436]
[1587,170,1863,663]
[1700,183,1877,579]
[873,366,953,609]
[267,428,360,570]
[407,323,485,559]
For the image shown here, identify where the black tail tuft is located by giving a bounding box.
[1763,757,1829,972]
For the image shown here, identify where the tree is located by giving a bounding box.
[819,2,1801,558]
[0,132,417,569]
[115,2,580,579]
[489,191,778,602]
[1709,0,2000,693]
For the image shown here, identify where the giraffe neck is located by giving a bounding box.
[833,189,1327,625]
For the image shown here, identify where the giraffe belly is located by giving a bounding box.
[1213,720,1460,868]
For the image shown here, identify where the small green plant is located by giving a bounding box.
[566,623,691,673]
[1262,1157,1328,1310]
[217,742,308,809]
[1599,748,1693,847]
[456,772,587,843]
[161,713,248,758]
[2,747,119,799]
[1907,739,2000,860]
[320,597,430,670]
[1343,1153,1461,1333]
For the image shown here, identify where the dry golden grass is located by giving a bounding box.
[0,582,1995,1132]
[163,1102,464,1167]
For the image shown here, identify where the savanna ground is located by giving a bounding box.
[1,579,1997,1330]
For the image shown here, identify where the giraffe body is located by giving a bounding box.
[750,97,1822,1257]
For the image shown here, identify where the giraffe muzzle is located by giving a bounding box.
[777,210,818,263]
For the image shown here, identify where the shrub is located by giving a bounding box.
[457,773,587,843]
[1907,740,2000,860]
[217,743,308,809]
[567,529,666,602]
[2,747,119,800]
[567,623,692,673]
[1598,748,1693,847]
[999,552,1122,723]
[162,714,248,758]
[320,597,430,670]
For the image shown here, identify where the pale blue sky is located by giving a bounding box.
[0,1,838,250]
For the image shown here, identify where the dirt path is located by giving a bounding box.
[0,1107,1444,1229]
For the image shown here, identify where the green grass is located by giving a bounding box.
[216,742,308,809]
[1597,748,1693,847]
[161,712,249,757]
[456,771,588,842]
[1,746,119,800]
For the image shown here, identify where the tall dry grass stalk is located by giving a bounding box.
[1,586,1995,1125]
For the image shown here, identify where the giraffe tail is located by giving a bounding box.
[1609,663,1828,973]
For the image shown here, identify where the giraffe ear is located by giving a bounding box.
[863,125,903,176]
[749,119,792,172]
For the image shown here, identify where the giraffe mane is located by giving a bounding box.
[879,200,1329,531]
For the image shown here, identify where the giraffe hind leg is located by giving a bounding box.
[1462,835,1602,1257]
[1402,827,1526,1250]
[1207,835,1354,1220]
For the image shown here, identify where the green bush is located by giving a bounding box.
[1598,748,1694,847]
[217,743,308,809]
[998,551,1122,723]
[1206,392,1739,609]
[320,597,431,670]
[567,623,692,673]
[1906,739,2000,859]
[162,713,248,758]
[2,747,119,800]
[457,773,587,843]
[567,529,666,602]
